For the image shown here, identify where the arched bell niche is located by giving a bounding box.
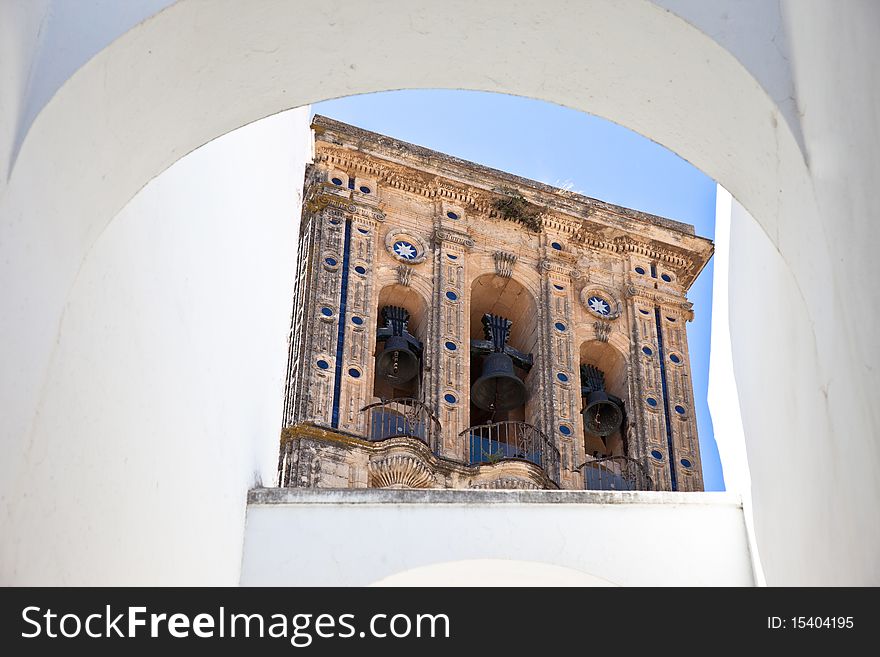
[579,339,629,458]
[372,284,429,402]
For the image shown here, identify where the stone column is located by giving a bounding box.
[336,203,385,436]
[626,266,702,493]
[430,227,473,461]
[654,297,704,491]
[294,188,352,428]
[538,257,581,488]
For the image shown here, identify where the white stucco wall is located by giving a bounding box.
[0,107,311,584]
[0,0,177,188]
[241,490,755,586]
[1,0,878,585]
[708,186,767,584]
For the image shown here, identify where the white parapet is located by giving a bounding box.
[241,489,755,586]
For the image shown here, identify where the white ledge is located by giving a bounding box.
[248,487,741,507]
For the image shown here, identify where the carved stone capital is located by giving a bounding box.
[433,228,474,249]
[539,257,580,280]
[305,189,386,224]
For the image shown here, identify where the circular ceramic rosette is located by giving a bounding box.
[580,287,621,319]
[385,229,429,264]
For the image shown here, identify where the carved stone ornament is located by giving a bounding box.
[433,228,475,249]
[594,320,612,343]
[470,477,541,490]
[493,251,517,278]
[369,454,435,489]
[396,264,413,287]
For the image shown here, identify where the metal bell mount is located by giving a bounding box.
[469,313,533,412]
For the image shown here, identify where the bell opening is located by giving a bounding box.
[468,275,538,433]
[580,341,629,459]
[372,286,427,403]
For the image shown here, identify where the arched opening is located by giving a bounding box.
[468,274,539,426]
[364,284,432,444]
[372,284,428,402]
[579,340,628,459]
[370,559,618,587]
[6,0,875,587]
[466,274,540,464]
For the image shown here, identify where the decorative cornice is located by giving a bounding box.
[313,116,697,231]
[311,115,714,290]
[573,228,692,274]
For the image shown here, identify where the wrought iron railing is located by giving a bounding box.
[578,455,653,491]
[462,421,560,483]
[360,398,441,454]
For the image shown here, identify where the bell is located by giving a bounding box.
[471,352,528,412]
[376,334,420,384]
[582,390,623,437]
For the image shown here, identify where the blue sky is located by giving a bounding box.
[312,90,722,491]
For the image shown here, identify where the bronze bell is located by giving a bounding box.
[376,306,421,385]
[376,334,420,384]
[470,314,531,412]
[472,352,529,411]
[580,364,623,436]
[582,389,623,436]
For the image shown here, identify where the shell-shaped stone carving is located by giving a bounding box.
[369,455,435,489]
[470,477,541,490]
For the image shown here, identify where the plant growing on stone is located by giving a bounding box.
[492,187,543,232]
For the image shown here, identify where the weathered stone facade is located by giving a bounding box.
[280,116,713,492]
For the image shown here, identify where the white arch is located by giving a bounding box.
[370,559,618,587]
[0,0,876,585]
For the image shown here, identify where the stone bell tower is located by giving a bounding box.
[278,115,714,492]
